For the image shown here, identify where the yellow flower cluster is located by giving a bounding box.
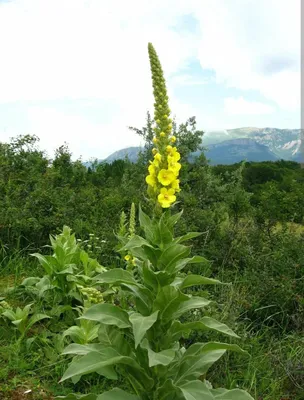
[146,43,181,209]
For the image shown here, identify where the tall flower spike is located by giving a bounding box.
[146,43,181,209]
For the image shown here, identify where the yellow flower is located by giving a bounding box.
[152,159,160,168]
[148,164,156,175]
[152,148,157,155]
[146,174,157,187]
[170,148,181,161]
[157,169,175,186]
[152,137,158,144]
[124,255,131,261]
[160,131,166,137]
[166,145,173,153]
[154,153,162,162]
[171,179,181,192]
[158,187,176,208]
[170,136,176,143]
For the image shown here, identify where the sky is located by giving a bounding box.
[0,0,301,160]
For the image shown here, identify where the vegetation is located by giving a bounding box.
[0,43,303,399]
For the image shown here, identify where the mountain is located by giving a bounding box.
[86,127,302,166]
[204,138,278,165]
[104,147,141,163]
[203,127,301,160]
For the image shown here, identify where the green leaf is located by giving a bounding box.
[170,318,239,340]
[98,324,132,356]
[175,232,203,244]
[166,210,183,228]
[122,284,153,315]
[97,388,140,399]
[62,343,106,355]
[172,297,211,319]
[21,277,40,286]
[60,349,142,382]
[138,205,156,243]
[119,235,154,252]
[159,243,190,272]
[142,264,173,291]
[31,253,53,275]
[27,313,51,329]
[80,304,131,329]
[94,269,139,286]
[173,256,209,274]
[129,311,158,348]
[141,339,176,367]
[56,394,98,400]
[153,286,189,322]
[211,388,254,399]
[179,275,224,290]
[178,380,214,400]
[175,342,248,385]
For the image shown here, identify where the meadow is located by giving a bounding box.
[0,44,303,400]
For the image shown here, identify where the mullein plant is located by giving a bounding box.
[57,44,254,400]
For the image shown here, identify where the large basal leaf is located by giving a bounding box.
[94,269,139,286]
[179,275,224,290]
[62,343,107,355]
[56,394,98,400]
[79,303,131,329]
[178,380,214,400]
[174,342,247,385]
[60,349,141,382]
[153,286,189,322]
[96,388,140,399]
[177,381,255,400]
[211,388,254,399]
[129,310,158,348]
[169,317,239,340]
[172,297,211,319]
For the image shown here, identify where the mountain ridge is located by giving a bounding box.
[87,127,302,166]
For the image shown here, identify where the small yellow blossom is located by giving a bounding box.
[154,153,162,162]
[152,137,158,144]
[146,174,157,187]
[124,255,131,261]
[158,187,176,208]
[160,131,166,137]
[170,136,176,143]
[158,169,175,186]
[166,145,173,153]
[148,164,156,175]
[171,179,181,192]
[168,160,182,176]
[152,148,157,155]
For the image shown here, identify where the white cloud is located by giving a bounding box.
[195,0,300,111]
[224,96,275,115]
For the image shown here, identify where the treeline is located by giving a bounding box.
[0,133,303,253]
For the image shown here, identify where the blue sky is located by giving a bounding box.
[0,0,300,160]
